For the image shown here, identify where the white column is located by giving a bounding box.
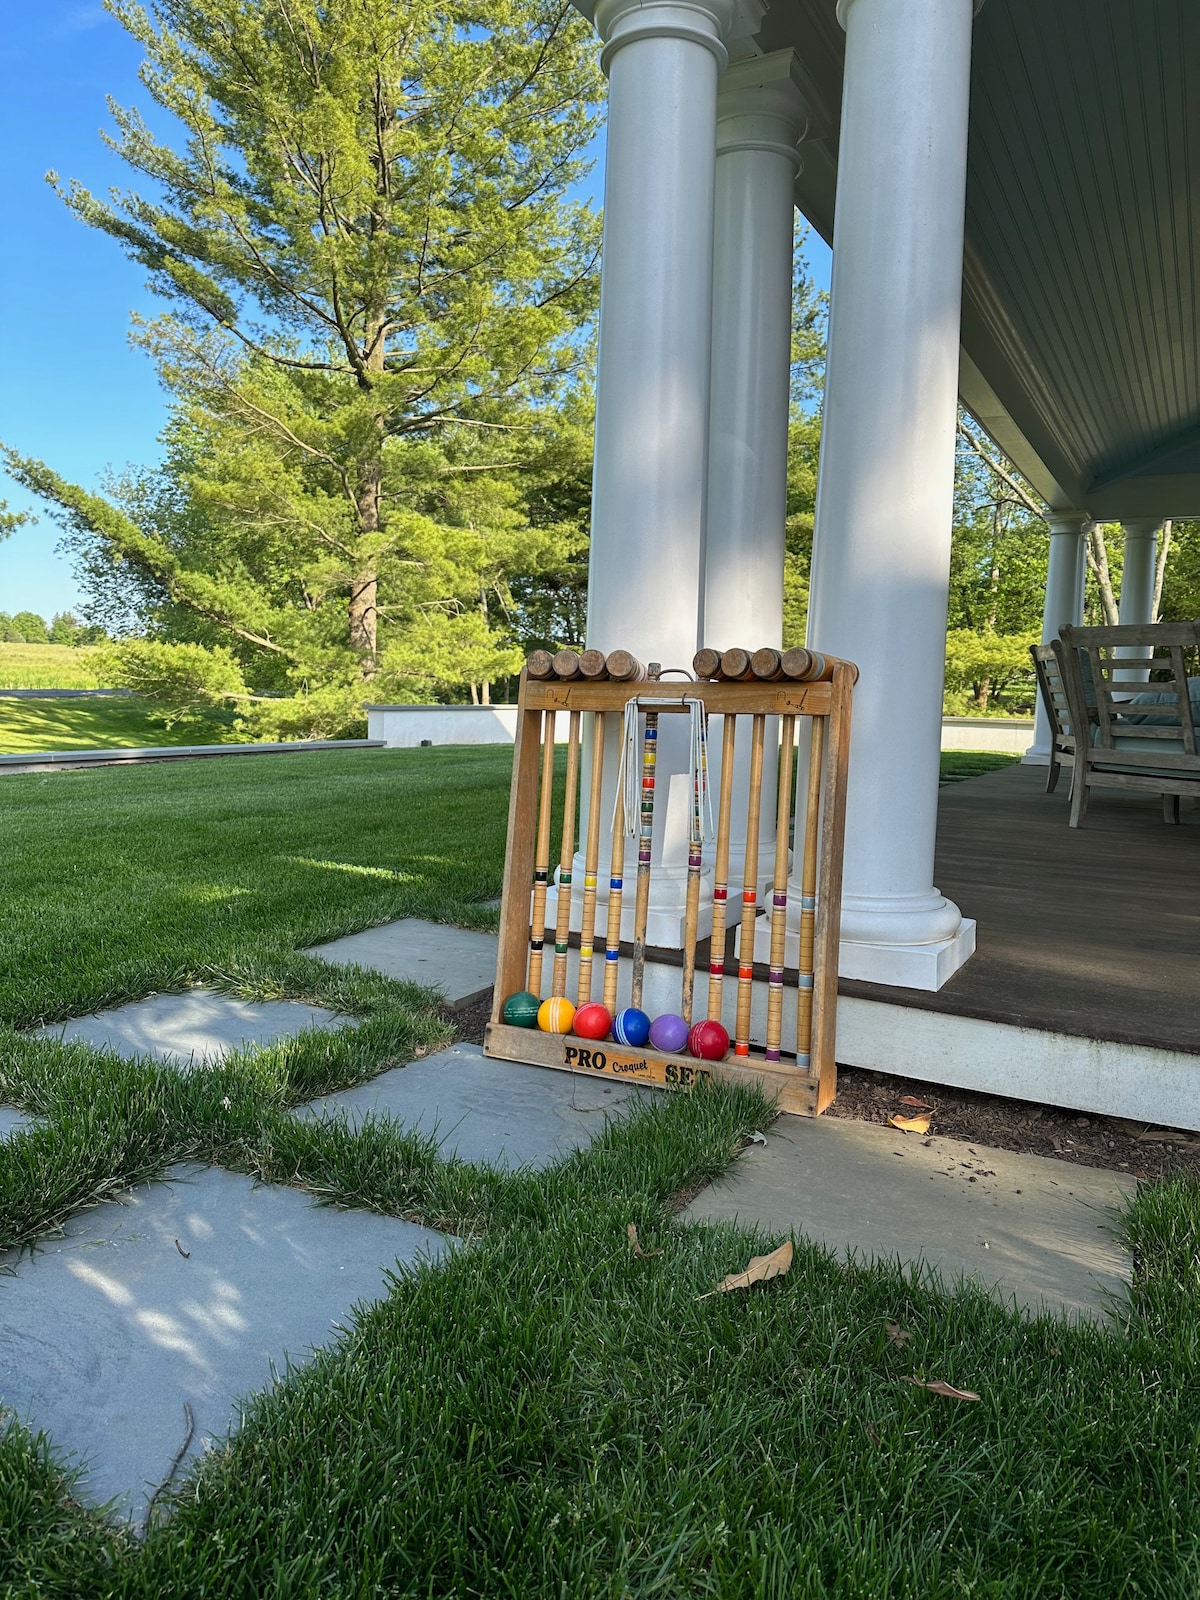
[703,51,807,900]
[801,0,981,990]
[1025,509,1089,760]
[552,0,761,948]
[1114,519,1162,683]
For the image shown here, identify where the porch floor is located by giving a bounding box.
[842,763,1200,1055]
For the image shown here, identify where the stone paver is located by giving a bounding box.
[0,1107,32,1139]
[683,1116,1135,1321]
[304,918,497,1003]
[36,988,349,1066]
[0,1164,447,1519]
[296,1042,645,1168]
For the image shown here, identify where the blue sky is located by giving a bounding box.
[0,4,831,620]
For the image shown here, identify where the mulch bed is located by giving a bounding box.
[449,987,1200,1183]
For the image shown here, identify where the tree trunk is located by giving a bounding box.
[1153,519,1173,621]
[1086,521,1120,626]
[349,307,388,676]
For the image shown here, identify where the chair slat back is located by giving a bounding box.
[1058,622,1200,771]
[1030,642,1075,744]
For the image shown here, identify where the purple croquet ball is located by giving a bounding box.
[648,1012,689,1054]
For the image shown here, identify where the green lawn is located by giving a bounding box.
[2,747,1198,1598]
[0,693,236,754]
[939,749,1020,784]
[0,643,110,690]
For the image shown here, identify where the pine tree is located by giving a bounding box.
[6,0,602,696]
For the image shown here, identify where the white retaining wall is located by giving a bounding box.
[369,704,1035,755]
[940,717,1033,754]
[366,705,567,747]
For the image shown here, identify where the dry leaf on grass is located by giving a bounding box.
[900,1376,981,1401]
[699,1239,793,1299]
[888,1114,932,1135]
[627,1223,662,1259]
[885,1323,912,1348]
[899,1095,932,1110]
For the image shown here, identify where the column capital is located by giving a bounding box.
[1121,518,1163,539]
[716,49,808,168]
[1045,507,1089,537]
[837,0,983,24]
[589,0,764,75]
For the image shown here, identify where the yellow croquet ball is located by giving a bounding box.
[537,996,576,1034]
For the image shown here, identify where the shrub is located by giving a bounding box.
[98,639,247,724]
[234,685,367,743]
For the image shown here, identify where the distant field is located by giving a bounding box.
[0,694,236,753]
[0,642,111,689]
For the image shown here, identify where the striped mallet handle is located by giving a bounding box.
[630,666,661,1010]
[764,715,796,1062]
[551,710,582,997]
[734,714,766,1057]
[576,713,606,1006]
[602,748,627,1016]
[527,710,556,996]
[796,716,824,1068]
[680,708,707,1024]
[706,713,737,1021]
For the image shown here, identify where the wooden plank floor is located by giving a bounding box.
[841,763,1200,1053]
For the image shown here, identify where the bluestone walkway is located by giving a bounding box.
[684,1114,1135,1320]
[36,989,348,1066]
[304,918,497,1004]
[296,1042,645,1168]
[0,1164,447,1522]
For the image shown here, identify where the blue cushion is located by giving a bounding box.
[1120,676,1200,726]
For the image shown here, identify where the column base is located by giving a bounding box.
[1022,746,1051,767]
[752,916,975,990]
[837,918,976,990]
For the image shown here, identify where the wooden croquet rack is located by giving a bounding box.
[485,645,855,1116]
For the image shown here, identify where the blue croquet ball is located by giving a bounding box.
[502,990,540,1028]
[649,1012,689,1054]
[612,1007,651,1047]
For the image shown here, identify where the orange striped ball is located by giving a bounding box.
[537,996,576,1034]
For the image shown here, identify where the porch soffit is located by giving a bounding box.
[762,0,1200,519]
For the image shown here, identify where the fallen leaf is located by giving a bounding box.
[865,1422,883,1446]
[627,1223,662,1259]
[899,1095,932,1110]
[900,1376,981,1401]
[700,1240,793,1298]
[413,1045,428,1059]
[885,1323,912,1348]
[889,1114,932,1135]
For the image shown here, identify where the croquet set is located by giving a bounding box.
[484,645,855,1116]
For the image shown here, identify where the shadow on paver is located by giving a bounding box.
[0,1164,447,1521]
[36,989,350,1067]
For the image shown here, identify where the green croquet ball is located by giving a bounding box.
[502,990,540,1027]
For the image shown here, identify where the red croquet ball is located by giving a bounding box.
[572,1002,612,1040]
[687,1020,730,1061]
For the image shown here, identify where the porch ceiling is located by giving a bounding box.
[764,0,1200,519]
